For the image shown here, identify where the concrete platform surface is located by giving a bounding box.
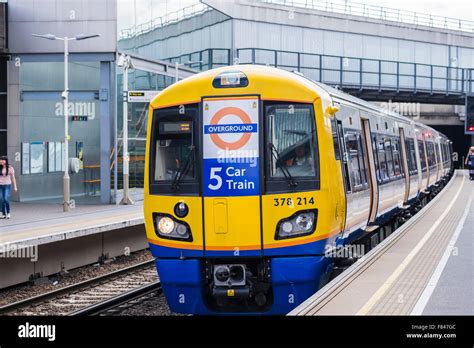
[290,171,473,316]
[0,201,144,247]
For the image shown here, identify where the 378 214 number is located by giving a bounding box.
[274,197,314,207]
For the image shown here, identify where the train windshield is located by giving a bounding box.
[151,105,198,185]
[266,103,317,179]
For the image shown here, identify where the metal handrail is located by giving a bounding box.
[163,48,232,71]
[119,2,211,39]
[260,0,474,34]
[162,47,473,94]
[236,48,472,94]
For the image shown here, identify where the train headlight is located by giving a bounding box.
[158,217,175,234]
[154,214,193,241]
[295,214,314,231]
[276,210,317,240]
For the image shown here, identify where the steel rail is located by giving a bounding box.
[0,259,156,315]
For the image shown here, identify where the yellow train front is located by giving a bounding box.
[144,65,344,314]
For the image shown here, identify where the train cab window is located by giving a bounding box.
[265,102,319,193]
[154,130,194,181]
[149,104,199,194]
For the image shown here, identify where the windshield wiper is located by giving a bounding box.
[269,143,298,188]
[171,145,195,190]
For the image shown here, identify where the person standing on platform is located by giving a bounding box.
[465,146,474,180]
[0,156,18,219]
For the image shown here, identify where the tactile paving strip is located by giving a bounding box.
[368,176,469,314]
[290,172,471,316]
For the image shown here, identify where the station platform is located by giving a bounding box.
[0,199,147,289]
[290,170,473,316]
[0,201,144,247]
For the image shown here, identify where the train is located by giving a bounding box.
[144,65,453,315]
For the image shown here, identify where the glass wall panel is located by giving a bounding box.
[17,57,102,201]
[20,62,100,91]
[115,67,175,190]
[117,0,231,62]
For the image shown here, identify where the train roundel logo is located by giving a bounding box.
[209,107,254,150]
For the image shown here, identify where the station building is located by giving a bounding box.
[0,0,6,157]
[1,0,473,204]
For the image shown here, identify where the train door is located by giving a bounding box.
[201,96,262,257]
[337,105,371,236]
[360,118,379,225]
[399,127,410,203]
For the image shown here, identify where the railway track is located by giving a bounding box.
[0,260,160,316]
[71,281,162,316]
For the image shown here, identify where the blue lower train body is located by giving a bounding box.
[149,242,334,315]
[154,255,332,315]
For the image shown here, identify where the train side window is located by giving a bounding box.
[418,140,427,172]
[444,144,449,164]
[440,144,444,164]
[427,142,436,168]
[404,139,412,174]
[384,138,395,178]
[391,137,402,177]
[357,133,368,185]
[376,135,389,183]
[412,140,418,174]
[405,139,418,175]
[343,130,368,191]
[372,135,381,183]
[344,132,361,188]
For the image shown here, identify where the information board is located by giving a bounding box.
[127,90,160,103]
[202,97,259,197]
